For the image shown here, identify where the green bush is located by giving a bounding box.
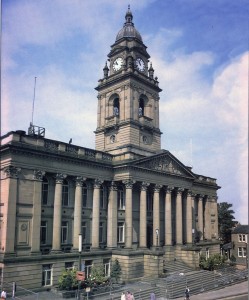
[58,268,78,290]
[199,253,225,271]
[110,259,122,283]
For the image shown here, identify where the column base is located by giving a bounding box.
[50,249,62,254]
[30,251,41,256]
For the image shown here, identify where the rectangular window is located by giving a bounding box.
[61,221,68,244]
[238,234,247,242]
[65,262,74,270]
[42,180,49,205]
[100,187,108,209]
[99,222,104,243]
[118,222,125,243]
[238,247,247,257]
[82,222,87,244]
[40,221,47,245]
[146,191,153,211]
[82,185,87,208]
[85,261,92,279]
[103,259,110,277]
[118,189,125,209]
[62,183,69,206]
[42,264,52,286]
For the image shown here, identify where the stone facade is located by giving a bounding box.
[0,7,220,290]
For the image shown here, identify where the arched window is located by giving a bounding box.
[42,177,49,205]
[113,97,120,116]
[139,98,144,117]
[62,179,69,206]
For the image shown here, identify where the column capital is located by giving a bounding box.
[191,193,197,199]
[75,176,87,187]
[141,182,150,191]
[176,187,184,195]
[109,181,118,191]
[165,186,174,194]
[187,190,192,197]
[3,165,21,179]
[94,178,103,188]
[123,179,135,189]
[198,194,205,200]
[55,173,67,184]
[154,184,162,193]
[33,170,45,181]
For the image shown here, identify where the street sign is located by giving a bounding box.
[76,271,85,281]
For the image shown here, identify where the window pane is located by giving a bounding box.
[42,179,49,205]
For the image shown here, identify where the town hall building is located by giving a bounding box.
[0,7,220,290]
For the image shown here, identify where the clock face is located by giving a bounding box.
[113,57,123,71]
[135,58,145,71]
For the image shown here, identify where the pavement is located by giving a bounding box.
[16,280,248,299]
[174,281,248,300]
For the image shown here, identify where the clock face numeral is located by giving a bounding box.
[113,57,123,71]
[135,58,145,71]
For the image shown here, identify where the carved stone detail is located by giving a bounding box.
[141,182,150,191]
[109,181,117,191]
[123,179,135,189]
[154,184,162,193]
[93,178,104,189]
[165,186,174,194]
[3,166,21,178]
[33,170,45,181]
[75,176,87,187]
[187,190,192,197]
[138,156,184,175]
[176,187,184,195]
[55,173,67,184]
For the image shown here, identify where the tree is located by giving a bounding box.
[110,259,122,283]
[58,268,78,290]
[218,202,236,244]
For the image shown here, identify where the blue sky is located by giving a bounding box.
[2,0,248,224]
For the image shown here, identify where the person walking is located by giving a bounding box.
[185,286,190,300]
[1,290,7,300]
[121,292,126,300]
[150,291,156,300]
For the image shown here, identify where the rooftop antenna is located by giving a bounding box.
[31,76,37,125]
[28,77,45,137]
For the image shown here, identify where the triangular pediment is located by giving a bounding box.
[133,150,194,178]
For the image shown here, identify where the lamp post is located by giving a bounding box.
[78,233,82,300]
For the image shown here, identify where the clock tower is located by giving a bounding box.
[95,6,162,160]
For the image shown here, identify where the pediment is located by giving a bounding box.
[133,151,194,178]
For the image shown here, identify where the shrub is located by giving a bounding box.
[199,253,225,271]
[58,268,78,290]
[110,259,122,283]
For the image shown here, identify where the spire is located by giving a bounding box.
[125,5,133,25]
[149,62,154,79]
[103,61,109,79]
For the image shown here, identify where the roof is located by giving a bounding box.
[232,225,249,234]
[116,6,142,42]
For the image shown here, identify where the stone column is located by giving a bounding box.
[91,178,103,249]
[198,195,204,241]
[2,166,21,254]
[52,173,66,252]
[176,188,184,245]
[31,170,45,254]
[211,196,219,240]
[191,193,197,242]
[123,179,135,249]
[153,185,162,247]
[165,186,173,246]
[204,196,211,240]
[186,191,193,244]
[107,181,118,248]
[73,177,85,249]
[139,182,149,248]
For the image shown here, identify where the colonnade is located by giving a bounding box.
[50,174,218,252]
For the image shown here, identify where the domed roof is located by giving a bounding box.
[115,6,142,42]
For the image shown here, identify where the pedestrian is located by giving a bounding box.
[130,292,135,299]
[150,292,156,300]
[185,286,190,300]
[1,290,7,299]
[126,291,132,300]
[121,292,126,300]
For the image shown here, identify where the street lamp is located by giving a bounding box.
[156,229,159,248]
[78,233,82,300]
